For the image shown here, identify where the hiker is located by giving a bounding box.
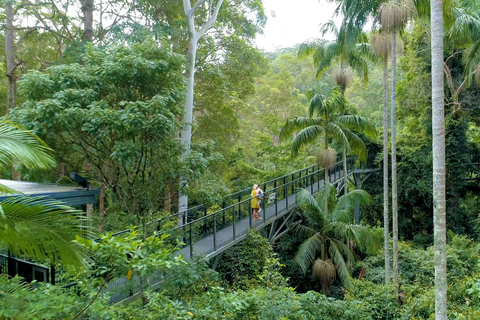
[256,184,264,220]
[251,184,260,220]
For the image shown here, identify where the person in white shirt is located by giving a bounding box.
[256,185,264,220]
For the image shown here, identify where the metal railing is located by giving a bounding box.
[162,158,355,259]
[56,158,355,304]
[0,253,54,284]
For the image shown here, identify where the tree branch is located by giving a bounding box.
[190,0,208,17]
[198,0,224,36]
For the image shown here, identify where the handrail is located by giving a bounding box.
[104,158,354,241]
[104,204,207,239]
[224,163,322,200]
[64,157,356,304]
[157,158,355,259]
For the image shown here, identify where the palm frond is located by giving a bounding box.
[296,188,323,216]
[343,129,368,162]
[0,274,29,294]
[292,126,325,154]
[279,117,312,142]
[337,115,377,138]
[0,196,91,270]
[308,94,326,118]
[297,41,322,59]
[295,234,324,275]
[335,189,372,214]
[328,239,354,289]
[0,120,55,170]
[319,20,339,37]
[0,183,21,195]
[292,222,322,239]
[326,122,349,148]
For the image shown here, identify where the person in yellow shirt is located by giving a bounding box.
[251,184,260,220]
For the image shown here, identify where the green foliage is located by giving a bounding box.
[300,290,372,320]
[76,231,183,287]
[293,187,374,291]
[0,197,89,270]
[12,40,189,227]
[345,280,401,320]
[0,120,55,173]
[215,230,276,288]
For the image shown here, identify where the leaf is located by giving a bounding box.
[0,120,55,170]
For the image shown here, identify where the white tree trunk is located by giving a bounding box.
[179,0,225,223]
[390,31,399,286]
[5,1,16,113]
[343,146,347,196]
[383,57,391,284]
[178,32,198,220]
[431,0,447,318]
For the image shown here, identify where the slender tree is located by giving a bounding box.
[378,0,414,285]
[179,0,225,219]
[370,31,392,284]
[5,0,16,113]
[431,0,447,317]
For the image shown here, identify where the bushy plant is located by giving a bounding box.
[345,279,401,320]
[215,230,275,288]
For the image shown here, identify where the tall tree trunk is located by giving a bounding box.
[324,139,329,219]
[6,2,19,180]
[431,0,447,318]
[383,57,391,284]
[81,0,94,41]
[5,1,16,113]
[178,31,198,223]
[343,147,347,195]
[179,0,224,224]
[391,31,399,286]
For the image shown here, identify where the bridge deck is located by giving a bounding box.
[105,161,359,304]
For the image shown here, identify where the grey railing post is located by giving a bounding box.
[189,224,193,258]
[213,213,217,251]
[274,180,278,216]
[222,200,226,228]
[238,195,241,220]
[249,204,252,227]
[286,181,289,209]
[232,207,236,240]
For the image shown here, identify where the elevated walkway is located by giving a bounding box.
[107,158,363,303]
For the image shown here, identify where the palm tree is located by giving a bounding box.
[443,0,480,117]
[293,186,374,290]
[280,86,376,217]
[370,31,392,284]
[378,0,414,286]
[431,0,447,318]
[0,120,90,269]
[298,21,375,195]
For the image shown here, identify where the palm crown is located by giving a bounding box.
[293,186,374,290]
[280,86,376,162]
[297,20,375,86]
